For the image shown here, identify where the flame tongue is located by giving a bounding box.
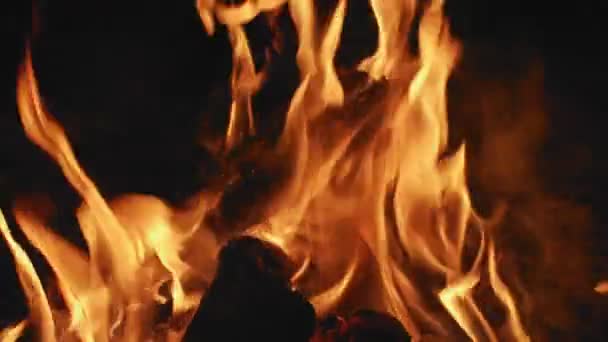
[4,47,212,341]
[0,211,55,342]
[1,0,531,340]
[16,50,141,295]
[359,0,417,79]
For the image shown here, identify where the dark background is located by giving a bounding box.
[1,0,607,340]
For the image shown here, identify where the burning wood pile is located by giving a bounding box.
[182,236,409,341]
[6,0,605,341]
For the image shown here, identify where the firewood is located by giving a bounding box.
[182,236,316,341]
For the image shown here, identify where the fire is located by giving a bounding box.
[595,281,608,295]
[0,0,536,340]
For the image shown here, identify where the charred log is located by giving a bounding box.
[182,236,316,341]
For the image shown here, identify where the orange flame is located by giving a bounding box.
[225,24,263,150]
[3,47,217,341]
[359,0,416,79]
[0,211,54,341]
[205,0,529,339]
[1,0,533,340]
[0,320,28,342]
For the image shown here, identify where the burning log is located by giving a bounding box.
[182,235,411,341]
[182,236,316,341]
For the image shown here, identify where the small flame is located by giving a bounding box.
[225,24,263,150]
[595,281,608,295]
[359,0,416,79]
[0,320,28,342]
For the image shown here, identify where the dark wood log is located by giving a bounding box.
[182,236,316,342]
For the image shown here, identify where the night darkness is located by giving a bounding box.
[1,0,608,340]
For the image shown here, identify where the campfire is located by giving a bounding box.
[0,0,606,341]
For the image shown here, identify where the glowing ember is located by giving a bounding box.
[0,0,536,340]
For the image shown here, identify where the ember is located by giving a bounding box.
[183,236,316,341]
[313,311,410,342]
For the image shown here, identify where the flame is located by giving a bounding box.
[225,24,263,150]
[359,0,416,79]
[1,0,534,340]
[488,241,529,342]
[0,210,55,341]
[2,46,217,341]
[0,320,28,342]
[202,0,530,340]
[595,281,608,295]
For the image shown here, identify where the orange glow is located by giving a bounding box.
[1,0,534,340]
